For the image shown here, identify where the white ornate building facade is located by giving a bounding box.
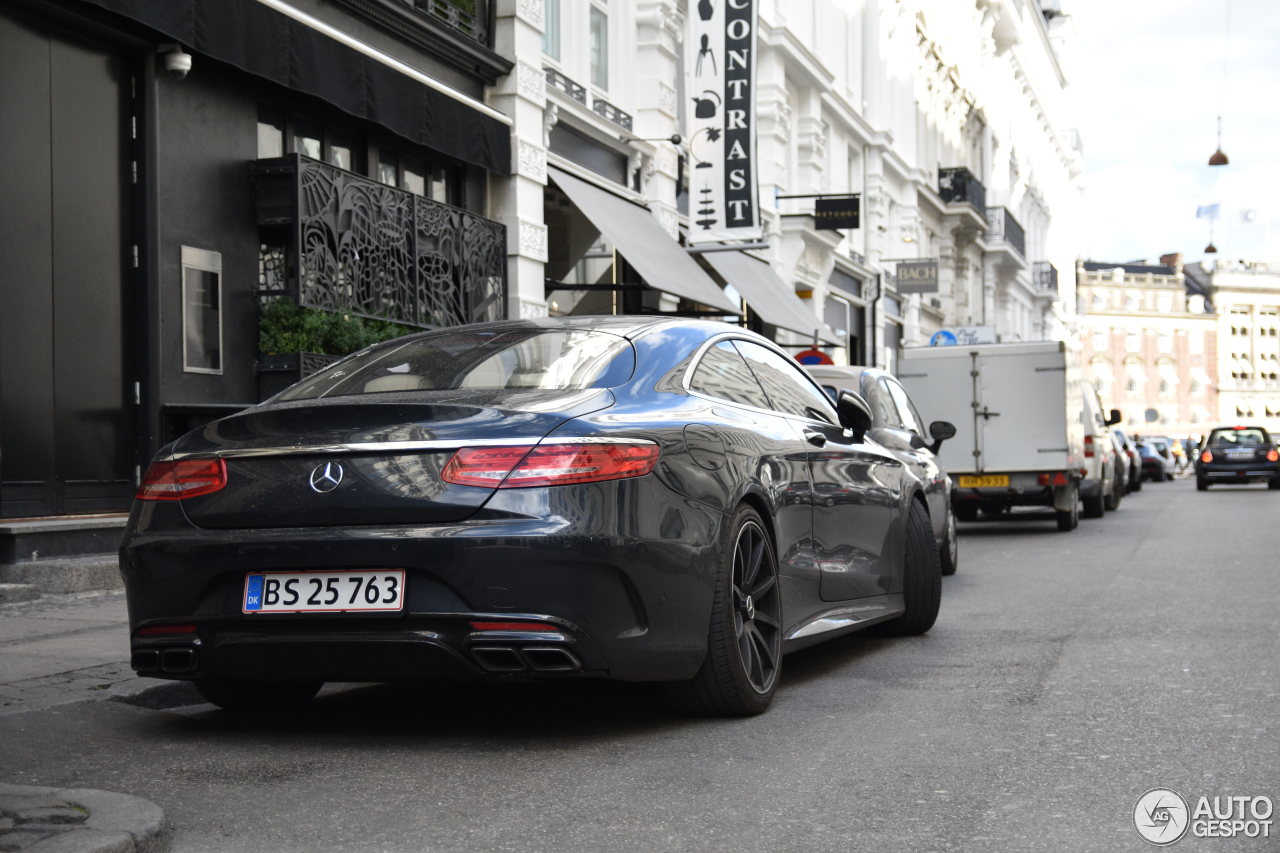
[490,0,1084,368]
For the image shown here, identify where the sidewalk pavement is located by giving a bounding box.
[1,592,170,852]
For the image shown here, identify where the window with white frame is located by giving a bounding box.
[589,3,608,90]
[543,0,560,60]
[181,246,222,374]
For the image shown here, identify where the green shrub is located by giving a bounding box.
[258,299,417,356]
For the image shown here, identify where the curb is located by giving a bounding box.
[0,784,168,853]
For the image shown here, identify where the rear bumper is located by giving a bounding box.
[951,472,1060,509]
[121,479,723,683]
[1196,462,1280,482]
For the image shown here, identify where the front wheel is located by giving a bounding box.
[938,509,958,576]
[669,505,782,717]
[874,501,941,636]
[194,678,322,714]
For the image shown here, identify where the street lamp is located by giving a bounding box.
[1208,116,1228,166]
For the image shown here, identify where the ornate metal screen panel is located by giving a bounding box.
[282,157,506,328]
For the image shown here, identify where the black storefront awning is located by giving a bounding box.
[549,166,739,315]
[78,0,511,175]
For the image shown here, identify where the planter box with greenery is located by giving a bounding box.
[256,299,415,400]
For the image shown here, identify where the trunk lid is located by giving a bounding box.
[172,389,613,529]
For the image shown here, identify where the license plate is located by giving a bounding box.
[242,570,405,614]
[1226,449,1254,459]
[958,475,1010,488]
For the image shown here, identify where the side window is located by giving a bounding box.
[862,377,899,429]
[689,341,772,409]
[883,379,923,433]
[732,341,838,424]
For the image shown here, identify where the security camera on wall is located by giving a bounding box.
[159,45,192,80]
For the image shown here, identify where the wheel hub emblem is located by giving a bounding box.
[309,461,344,493]
[742,595,756,621]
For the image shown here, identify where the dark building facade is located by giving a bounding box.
[0,0,512,519]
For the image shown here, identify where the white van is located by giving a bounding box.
[897,341,1119,531]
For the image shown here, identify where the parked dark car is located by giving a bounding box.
[121,317,944,717]
[1195,425,1280,490]
[1135,438,1173,482]
[805,365,958,575]
[1111,427,1142,492]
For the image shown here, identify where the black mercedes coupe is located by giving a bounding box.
[121,317,942,716]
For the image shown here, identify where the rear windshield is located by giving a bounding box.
[1206,427,1271,446]
[275,328,635,401]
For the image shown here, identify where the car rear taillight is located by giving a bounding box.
[442,442,660,489]
[135,459,227,500]
[1201,450,1214,463]
[1268,449,1279,462]
[1084,435,1095,457]
[1037,472,1070,486]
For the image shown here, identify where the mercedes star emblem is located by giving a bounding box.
[309,461,344,493]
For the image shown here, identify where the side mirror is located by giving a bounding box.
[1106,408,1122,426]
[928,420,957,454]
[836,390,873,437]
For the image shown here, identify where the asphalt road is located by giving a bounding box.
[2,476,1277,852]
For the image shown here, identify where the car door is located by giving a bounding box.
[732,341,904,602]
[870,374,950,536]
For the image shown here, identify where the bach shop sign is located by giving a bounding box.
[686,0,761,243]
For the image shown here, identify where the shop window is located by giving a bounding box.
[293,119,323,160]
[403,155,426,197]
[181,247,222,375]
[257,107,285,159]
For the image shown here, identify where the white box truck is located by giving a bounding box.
[896,341,1091,531]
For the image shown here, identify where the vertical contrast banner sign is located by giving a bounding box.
[686,0,761,243]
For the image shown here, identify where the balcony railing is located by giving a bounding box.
[253,155,506,329]
[1033,261,1059,295]
[986,206,1026,258]
[411,0,487,44]
[592,97,633,131]
[545,67,587,104]
[938,167,986,211]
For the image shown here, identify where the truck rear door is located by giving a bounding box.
[974,349,1069,472]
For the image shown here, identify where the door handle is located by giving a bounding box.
[803,429,827,447]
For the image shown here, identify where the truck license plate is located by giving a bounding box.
[242,570,405,614]
[958,475,1010,488]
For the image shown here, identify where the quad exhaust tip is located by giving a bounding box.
[471,645,581,673]
[132,647,199,674]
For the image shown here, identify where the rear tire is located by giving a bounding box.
[1197,478,1209,491]
[1130,474,1142,492]
[1082,490,1105,519]
[873,501,941,636]
[1056,496,1079,532]
[1268,477,1280,490]
[668,505,782,717]
[195,678,322,714]
[955,505,978,522]
[938,510,958,576]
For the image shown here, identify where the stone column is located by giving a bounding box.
[491,0,550,320]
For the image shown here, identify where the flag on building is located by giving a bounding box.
[1195,203,1220,220]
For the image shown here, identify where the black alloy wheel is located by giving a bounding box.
[195,678,323,714]
[670,505,782,717]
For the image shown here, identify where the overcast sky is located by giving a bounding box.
[1064,0,1280,266]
